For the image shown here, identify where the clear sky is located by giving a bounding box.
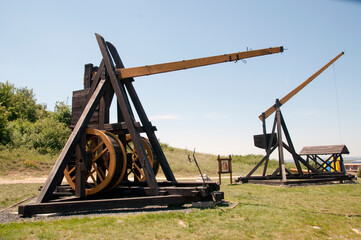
[1,0,360,158]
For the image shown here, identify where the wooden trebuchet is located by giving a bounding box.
[19,33,284,217]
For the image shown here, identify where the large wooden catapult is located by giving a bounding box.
[237,52,355,185]
[19,34,283,216]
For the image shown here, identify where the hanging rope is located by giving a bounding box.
[332,64,343,143]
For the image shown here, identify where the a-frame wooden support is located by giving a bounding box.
[35,34,178,203]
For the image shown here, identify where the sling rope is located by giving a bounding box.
[332,64,343,143]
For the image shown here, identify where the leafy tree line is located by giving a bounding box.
[0,81,71,153]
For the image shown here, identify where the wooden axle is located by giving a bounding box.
[116,47,284,79]
[260,52,344,120]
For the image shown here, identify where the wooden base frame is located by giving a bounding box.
[236,99,355,185]
[19,182,222,217]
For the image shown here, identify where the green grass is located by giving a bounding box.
[1,144,360,239]
[0,146,56,177]
[0,183,39,208]
[0,183,360,239]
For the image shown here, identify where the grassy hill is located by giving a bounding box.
[0,144,292,179]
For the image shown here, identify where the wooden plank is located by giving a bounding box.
[275,101,287,182]
[106,41,176,182]
[35,77,109,203]
[20,195,195,217]
[116,47,284,79]
[83,64,93,89]
[96,34,159,192]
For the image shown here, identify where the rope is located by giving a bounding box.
[0,195,36,213]
[332,64,343,143]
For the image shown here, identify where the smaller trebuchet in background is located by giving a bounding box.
[237,52,355,185]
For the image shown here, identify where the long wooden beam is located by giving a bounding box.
[116,47,284,79]
[259,52,344,120]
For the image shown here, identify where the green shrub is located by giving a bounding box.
[53,101,71,126]
[357,168,361,178]
[29,117,70,154]
[1,81,72,153]
[6,119,33,148]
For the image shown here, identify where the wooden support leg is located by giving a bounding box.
[36,77,109,203]
[106,41,176,183]
[96,34,159,194]
[75,132,87,198]
[275,100,287,182]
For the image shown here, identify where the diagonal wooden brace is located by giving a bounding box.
[95,33,159,193]
[36,76,109,203]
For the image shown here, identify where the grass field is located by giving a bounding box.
[0,146,360,239]
[0,182,360,239]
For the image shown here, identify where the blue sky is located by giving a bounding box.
[1,0,360,158]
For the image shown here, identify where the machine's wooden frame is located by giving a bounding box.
[19,34,283,216]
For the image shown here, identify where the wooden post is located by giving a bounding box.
[275,99,287,182]
[96,34,159,193]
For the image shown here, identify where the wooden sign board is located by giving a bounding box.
[217,155,232,184]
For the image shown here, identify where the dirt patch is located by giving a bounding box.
[0,176,48,184]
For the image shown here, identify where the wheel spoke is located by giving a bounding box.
[92,147,108,162]
[68,166,76,175]
[96,167,105,181]
[93,140,105,153]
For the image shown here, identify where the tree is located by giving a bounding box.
[53,101,72,126]
[0,81,43,122]
[0,81,71,153]
[0,105,9,144]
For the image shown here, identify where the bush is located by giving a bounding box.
[5,117,70,154]
[0,105,9,144]
[29,117,70,154]
[1,81,72,153]
[357,168,361,178]
[6,119,33,149]
[53,101,71,126]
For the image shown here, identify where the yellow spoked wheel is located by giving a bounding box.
[125,135,160,181]
[64,129,126,195]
